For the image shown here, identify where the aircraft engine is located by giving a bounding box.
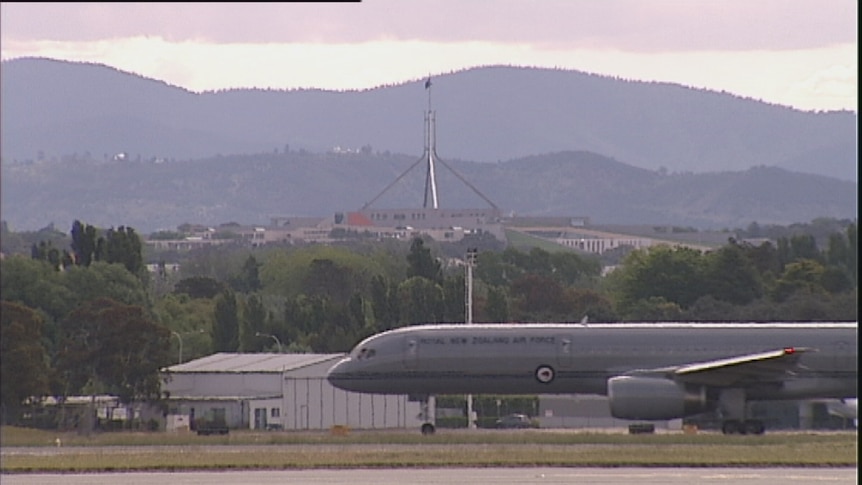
[608,376,711,420]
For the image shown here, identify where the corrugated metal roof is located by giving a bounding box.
[163,395,283,401]
[163,352,344,373]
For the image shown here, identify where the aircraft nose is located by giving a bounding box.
[326,357,354,391]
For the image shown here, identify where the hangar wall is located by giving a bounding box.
[162,353,423,431]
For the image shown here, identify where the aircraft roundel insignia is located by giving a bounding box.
[535,365,555,384]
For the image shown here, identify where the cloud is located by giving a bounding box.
[1,2,855,111]
[787,64,858,110]
[1,1,856,52]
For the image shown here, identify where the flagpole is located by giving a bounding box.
[426,76,432,113]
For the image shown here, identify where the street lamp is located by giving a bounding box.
[465,247,477,325]
[256,332,283,353]
[465,247,478,429]
[171,331,182,364]
[171,329,204,364]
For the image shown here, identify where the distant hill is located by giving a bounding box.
[1,58,856,181]
[0,150,855,234]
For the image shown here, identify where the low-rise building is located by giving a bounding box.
[161,353,423,431]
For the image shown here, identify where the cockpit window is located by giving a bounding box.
[356,347,376,360]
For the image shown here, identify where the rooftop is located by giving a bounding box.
[163,352,344,373]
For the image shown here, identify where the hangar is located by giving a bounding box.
[161,353,423,431]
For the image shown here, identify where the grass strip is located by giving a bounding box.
[2,435,856,472]
[2,427,855,447]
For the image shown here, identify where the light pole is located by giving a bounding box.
[466,248,477,324]
[172,329,204,364]
[465,247,478,429]
[256,332,283,353]
[171,331,183,364]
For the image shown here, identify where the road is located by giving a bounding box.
[2,468,857,485]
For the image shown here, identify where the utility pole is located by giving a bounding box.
[465,247,478,429]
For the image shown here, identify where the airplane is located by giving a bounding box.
[326,322,857,435]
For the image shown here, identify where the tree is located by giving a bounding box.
[509,274,566,321]
[240,294,268,351]
[152,293,214,362]
[549,251,601,286]
[788,234,821,262]
[369,275,397,331]
[846,223,857,285]
[777,234,820,270]
[61,262,149,310]
[704,242,763,305]
[483,285,509,323]
[624,296,685,322]
[180,244,248,283]
[229,255,262,293]
[398,276,444,325]
[304,258,355,304]
[347,291,367,333]
[685,295,739,322]
[771,259,827,302]
[212,289,239,352]
[824,223,857,288]
[475,250,522,287]
[820,266,853,294]
[526,247,553,276]
[260,244,389,301]
[283,294,327,348]
[174,276,226,299]
[103,226,145,278]
[562,287,617,322]
[30,240,72,271]
[1,256,77,325]
[739,240,781,277]
[70,220,103,267]
[614,245,707,315]
[406,238,441,283]
[55,298,171,404]
[441,273,466,323]
[1,302,50,423]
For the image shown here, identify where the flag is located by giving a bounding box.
[425,77,432,89]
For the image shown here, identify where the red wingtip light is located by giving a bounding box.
[783,347,795,354]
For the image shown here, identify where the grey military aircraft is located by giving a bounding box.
[326,322,857,435]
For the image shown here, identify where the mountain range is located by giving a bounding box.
[1,58,856,181]
[1,149,855,235]
[0,58,856,234]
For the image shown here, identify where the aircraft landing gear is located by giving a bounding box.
[721,419,765,435]
[718,389,766,435]
[412,394,436,436]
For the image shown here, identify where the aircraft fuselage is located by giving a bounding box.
[327,323,857,401]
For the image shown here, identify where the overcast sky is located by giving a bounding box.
[1,1,857,111]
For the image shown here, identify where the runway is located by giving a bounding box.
[2,468,857,484]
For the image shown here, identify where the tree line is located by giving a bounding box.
[0,219,856,425]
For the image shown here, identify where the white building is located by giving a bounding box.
[161,353,423,431]
[554,234,655,254]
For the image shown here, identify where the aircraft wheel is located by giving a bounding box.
[420,423,436,435]
[721,419,743,435]
[744,420,765,435]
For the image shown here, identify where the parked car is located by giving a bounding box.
[495,413,533,429]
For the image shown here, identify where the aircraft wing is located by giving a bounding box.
[823,398,858,420]
[631,347,813,388]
